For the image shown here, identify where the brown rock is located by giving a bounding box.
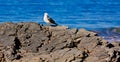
[76,28,97,38]
[50,48,84,62]
[0,22,119,62]
[0,35,15,49]
[0,51,5,62]
[77,36,103,52]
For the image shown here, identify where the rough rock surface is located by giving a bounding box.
[0,22,119,62]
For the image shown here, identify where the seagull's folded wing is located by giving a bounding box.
[47,16,56,24]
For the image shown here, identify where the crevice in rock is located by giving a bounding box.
[106,43,114,48]
[86,34,91,37]
[97,41,102,45]
[72,40,81,48]
[113,51,117,58]
[80,51,88,62]
[49,47,55,52]
[26,34,32,39]
[36,43,44,52]
[47,32,52,38]
[68,43,74,48]
[94,34,98,36]
[47,31,52,41]
[72,42,79,48]
[118,52,120,55]
[15,55,22,60]
[110,51,117,61]
[40,58,46,62]
[14,37,21,50]
[117,57,120,62]
[13,37,22,60]
[47,34,52,41]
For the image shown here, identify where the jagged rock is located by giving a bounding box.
[0,35,15,48]
[77,36,103,52]
[110,27,120,33]
[48,26,68,31]
[0,22,119,62]
[86,47,109,62]
[12,53,43,62]
[76,28,97,38]
[0,51,5,62]
[0,22,17,36]
[50,48,84,62]
[69,28,78,34]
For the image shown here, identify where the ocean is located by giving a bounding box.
[0,0,120,42]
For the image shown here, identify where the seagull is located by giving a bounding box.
[43,12,58,26]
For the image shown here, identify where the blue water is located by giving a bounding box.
[0,0,120,42]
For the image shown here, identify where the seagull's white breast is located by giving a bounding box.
[43,14,50,23]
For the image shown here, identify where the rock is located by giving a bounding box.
[88,47,109,61]
[0,22,119,62]
[0,51,5,62]
[48,26,68,31]
[69,28,78,34]
[0,35,15,48]
[111,27,120,33]
[0,22,17,36]
[50,48,84,62]
[76,28,97,38]
[13,53,43,62]
[77,36,103,52]
[105,42,120,62]
[84,56,99,62]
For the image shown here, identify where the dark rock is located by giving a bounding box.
[106,43,115,48]
[111,27,120,34]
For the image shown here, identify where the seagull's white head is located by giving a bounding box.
[44,12,48,16]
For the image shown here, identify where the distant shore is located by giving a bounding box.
[0,22,119,62]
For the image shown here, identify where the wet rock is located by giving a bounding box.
[111,27,120,34]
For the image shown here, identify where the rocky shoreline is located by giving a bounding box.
[0,22,119,62]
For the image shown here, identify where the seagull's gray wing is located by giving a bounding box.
[47,16,57,24]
